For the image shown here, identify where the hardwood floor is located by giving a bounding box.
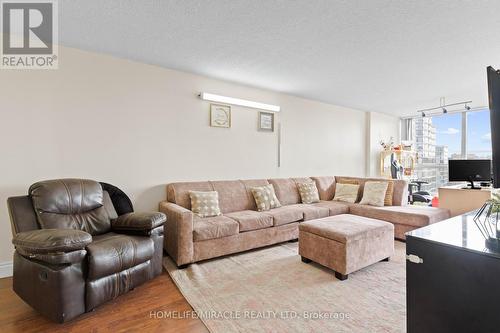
[0,270,208,333]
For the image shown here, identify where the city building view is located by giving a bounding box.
[413,117,447,194]
[411,109,492,195]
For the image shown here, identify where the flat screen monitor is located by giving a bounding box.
[448,160,491,187]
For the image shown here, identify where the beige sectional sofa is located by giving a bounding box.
[159,176,450,267]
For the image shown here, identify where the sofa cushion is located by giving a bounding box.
[210,180,254,213]
[299,214,393,243]
[291,204,330,221]
[240,179,270,210]
[30,179,103,214]
[167,181,213,209]
[225,210,274,232]
[311,200,350,215]
[311,176,336,201]
[86,232,154,280]
[193,215,240,241]
[349,204,451,227]
[268,178,301,205]
[392,179,408,206]
[263,206,304,226]
[29,179,113,235]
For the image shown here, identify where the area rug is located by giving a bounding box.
[163,241,406,333]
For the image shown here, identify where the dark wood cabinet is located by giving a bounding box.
[406,213,500,333]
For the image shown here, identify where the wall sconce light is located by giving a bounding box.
[199,92,281,112]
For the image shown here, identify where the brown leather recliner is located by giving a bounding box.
[7,179,166,323]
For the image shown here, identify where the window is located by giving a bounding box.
[405,109,491,195]
[412,115,462,194]
[467,109,492,159]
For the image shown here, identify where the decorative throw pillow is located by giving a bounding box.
[332,183,360,203]
[297,182,320,204]
[384,180,394,206]
[250,184,281,212]
[336,178,359,185]
[360,181,389,207]
[336,178,361,201]
[189,191,221,217]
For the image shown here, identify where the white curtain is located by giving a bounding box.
[401,118,413,142]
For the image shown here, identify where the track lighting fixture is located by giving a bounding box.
[417,100,472,117]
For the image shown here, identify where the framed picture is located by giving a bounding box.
[259,112,274,132]
[210,104,231,128]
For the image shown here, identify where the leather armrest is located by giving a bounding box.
[111,212,166,233]
[12,229,92,254]
[16,247,87,265]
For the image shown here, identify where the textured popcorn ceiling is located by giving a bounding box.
[59,0,500,116]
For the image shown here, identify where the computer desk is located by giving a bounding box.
[438,185,492,217]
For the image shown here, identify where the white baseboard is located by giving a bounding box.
[0,261,13,278]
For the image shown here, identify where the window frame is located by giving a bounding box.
[402,108,490,160]
[401,108,491,194]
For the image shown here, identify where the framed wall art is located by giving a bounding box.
[210,104,231,128]
[259,111,274,132]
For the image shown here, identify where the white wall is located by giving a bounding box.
[0,46,371,266]
[366,111,401,177]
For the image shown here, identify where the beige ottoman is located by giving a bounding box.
[299,214,394,280]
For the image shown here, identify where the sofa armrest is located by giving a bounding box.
[12,229,91,265]
[159,201,194,266]
[13,229,92,253]
[16,247,87,265]
[111,212,166,234]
